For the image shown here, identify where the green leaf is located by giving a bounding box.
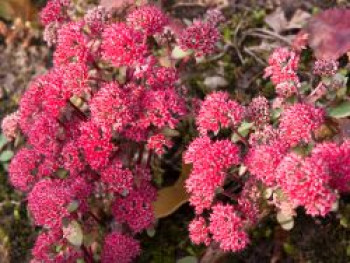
[171,46,192,59]
[162,128,180,137]
[283,242,296,255]
[146,226,156,238]
[328,101,350,118]
[55,244,63,253]
[271,108,282,120]
[0,134,7,149]
[13,208,20,220]
[63,220,83,247]
[0,150,14,162]
[177,256,198,263]
[231,122,254,142]
[223,27,232,42]
[67,200,79,213]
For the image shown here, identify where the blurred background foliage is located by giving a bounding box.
[1,0,350,262]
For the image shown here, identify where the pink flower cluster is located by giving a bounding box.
[1,111,20,141]
[184,136,240,214]
[264,47,300,98]
[7,0,350,258]
[196,91,244,135]
[101,232,140,263]
[4,3,222,262]
[179,11,222,57]
[279,103,325,147]
[185,45,350,251]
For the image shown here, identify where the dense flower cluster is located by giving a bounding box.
[279,103,325,147]
[184,45,350,252]
[264,47,300,98]
[196,91,244,135]
[184,136,240,214]
[2,3,223,262]
[313,59,339,76]
[101,232,140,263]
[4,1,349,259]
[180,20,220,57]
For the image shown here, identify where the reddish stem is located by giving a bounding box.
[89,76,108,83]
[146,150,153,167]
[89,211,104,226]
[81,244,94,263]
[137,144,145,165]
[69,101,87,120]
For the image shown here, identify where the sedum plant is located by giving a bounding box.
[1,1,222,262]
[2,1,350,262]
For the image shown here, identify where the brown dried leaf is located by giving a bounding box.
[265,8,288,33]
[265,8,310,33]
[286,9,311,30]
[306,8,350,60]
[152,164,191,218]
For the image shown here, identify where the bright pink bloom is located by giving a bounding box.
[147,133,173,155]
[54,21,90,66]
[61,63,90,96]
[90,82,138,132]
[264,47,299,83]
[311,141,350,192]
[101,22,147,67]
[264,47,300,97]
[247,96,270,126]
[141,88,187,129]
[27,114,61,157]
[279,103,324,147]
[209,203,249,252]
[184,137,240,213]
[180,20,220,56]
[28,178,91,229]
[32,230,62,262]
[196,91,244,135]
[101,159,133,195]
[145,66,178,89]
[28,179,73,228]
[244,140,288,186]
[40,0,65,25]
[127,5,168,35]
[34,70,69,118]
[189,217,211,245]
[78,122,114,170]
[101,232,140,263]
[275,153,337,216]
[18,78,45,134]
[112,181,157,233]
[9,148,40,191]
[122,125,149,142]
[60,141,85,176]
